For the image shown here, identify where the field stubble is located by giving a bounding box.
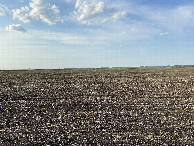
[0,68,193,145]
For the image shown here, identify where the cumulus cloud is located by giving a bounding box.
[12,6,35,23]
[6,24,26,32]
[160,32,168,36]
[30,0,62,24]
[74,0,127,24]
[75,0,104,24]
[0,4,10,16]
[12,0,62,24]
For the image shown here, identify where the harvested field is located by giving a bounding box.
[0,68,193,145]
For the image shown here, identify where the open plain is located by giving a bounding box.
[0,68,193,145]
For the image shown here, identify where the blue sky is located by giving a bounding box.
[0,0,194,69]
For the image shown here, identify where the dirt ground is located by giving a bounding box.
[0,68,193,145]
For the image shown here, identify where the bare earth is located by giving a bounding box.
[0,68,193,145]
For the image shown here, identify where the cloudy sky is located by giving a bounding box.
[1,0,194,69]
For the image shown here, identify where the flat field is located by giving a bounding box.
[0,68,193,145]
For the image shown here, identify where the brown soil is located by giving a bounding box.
[0,68,193,145]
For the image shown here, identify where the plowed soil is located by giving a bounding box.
[0,68,193,145]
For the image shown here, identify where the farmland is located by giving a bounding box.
[0,68,193,145]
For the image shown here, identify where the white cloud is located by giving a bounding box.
[160,32,168,36]
[12,6,35,23]
[0,4,10,16]
[75,0,82,8]
[12,0,62,24]
[6,24,26,32]
[30,0,62,24]
[112,10,127,20]
[75,0,104,24]
[74,0,127,24]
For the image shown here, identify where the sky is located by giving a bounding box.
[1,0,194,69]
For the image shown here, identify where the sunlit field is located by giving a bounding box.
[0,68,193,145]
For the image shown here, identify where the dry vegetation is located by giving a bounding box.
[0,68,193,145]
